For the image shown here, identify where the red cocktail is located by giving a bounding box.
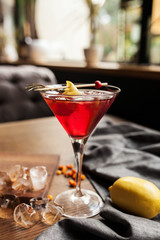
[41,84,120,218]
[43,90,116,139]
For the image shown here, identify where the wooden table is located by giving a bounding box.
[0,115,123,239]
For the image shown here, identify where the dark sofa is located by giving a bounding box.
[0,65,57,122]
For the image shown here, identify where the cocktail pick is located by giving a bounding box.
[25,81,108,92]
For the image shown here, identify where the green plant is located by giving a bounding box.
[85,0,105,46]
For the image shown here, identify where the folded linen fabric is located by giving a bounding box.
[83,119,160,201]
[35,119,160,240]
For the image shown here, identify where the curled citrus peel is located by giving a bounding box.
[63,81,80,95]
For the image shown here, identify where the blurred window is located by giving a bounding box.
[35,0,89,61]
[150,0,160,64]
[116,0,142,63]
[27,0,160,64]
[35,0,144,63]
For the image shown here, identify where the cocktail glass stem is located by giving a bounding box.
[70,137,88,197]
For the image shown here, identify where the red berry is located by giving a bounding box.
[95,80,102,89]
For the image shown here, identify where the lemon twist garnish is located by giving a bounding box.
[63,81,80,95]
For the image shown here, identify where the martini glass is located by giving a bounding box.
[41,84,120,218]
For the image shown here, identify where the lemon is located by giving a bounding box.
[63,81,80,95]
[108,176,160,219]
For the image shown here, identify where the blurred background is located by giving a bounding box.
[0,0,160,131]
[0,0,160,64]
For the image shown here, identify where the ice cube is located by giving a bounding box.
[41,201,63,225]
[30,197,49,211]
[0,172,12,191]
[12,177,32,192]
[30,166,48,191]
[0,194,20,219]
[14,203,41,228]
[22,166,30,179]
[8,165,23,182]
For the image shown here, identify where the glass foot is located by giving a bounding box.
[54,189,103,218]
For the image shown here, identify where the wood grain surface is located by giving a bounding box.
[0,117,96,239]
[0,116,123,239]
[0,152,59,198]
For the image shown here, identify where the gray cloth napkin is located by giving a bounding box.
[35,119,160,240]
[83,119,160,201]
